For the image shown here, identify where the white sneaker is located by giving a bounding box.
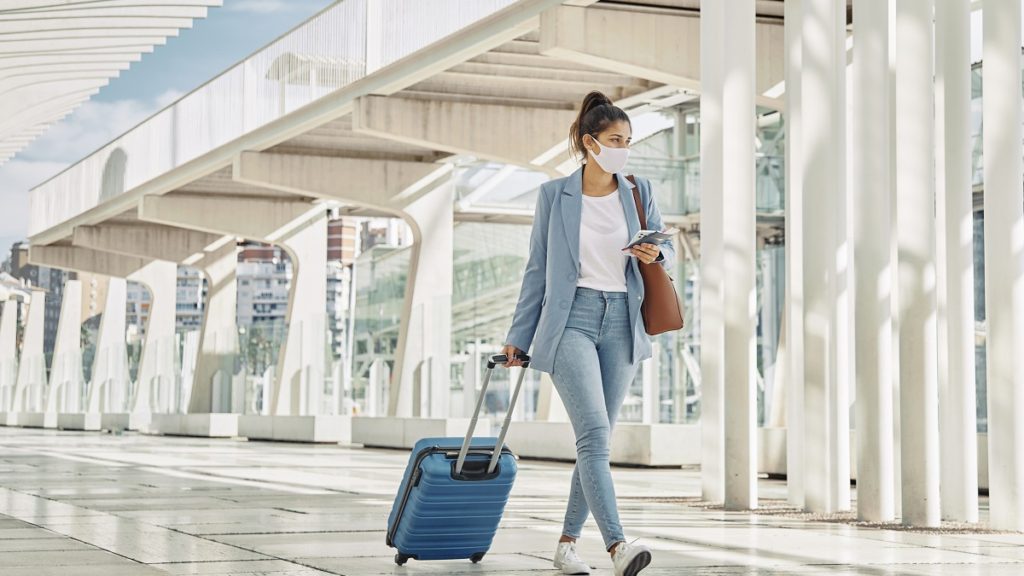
[611,540,652,576]
[553,541,591,575]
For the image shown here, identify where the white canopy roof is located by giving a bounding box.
[0,0,222,165]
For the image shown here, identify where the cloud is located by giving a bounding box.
[18,98,162,165]
[0,92,174,244]
[226,0,295,13]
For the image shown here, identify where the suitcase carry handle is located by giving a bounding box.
[455,353,530,476]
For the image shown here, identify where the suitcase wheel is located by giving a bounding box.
[470,552,485,564]
[395,553,411,566]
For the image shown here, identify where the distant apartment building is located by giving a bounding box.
[175,267,204,332]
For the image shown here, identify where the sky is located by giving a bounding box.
[0,0,336,261]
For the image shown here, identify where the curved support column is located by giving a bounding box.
[233,151,453,418]
[127,261,177,417]
[47,280,83,414]
[272,213,327,416]
[88,279,128,414]
[389,184,454,418]
[189,242,239,414]
[140,195,331,415]
[70,223,228,415]
[27,245,150,415]
[13,290,46,413]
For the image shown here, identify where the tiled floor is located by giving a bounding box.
[0,427,1019,575]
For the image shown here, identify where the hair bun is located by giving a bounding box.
[569,90,631,164]
[582,91,612,111]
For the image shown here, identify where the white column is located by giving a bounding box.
[272,212,328,416]
[887,0,903,515]
[13,290,46,412]
[983,0,1024,532]
[801,0,850,513]
[935,0,979,524]
[718,0,758,511]
[47,280,83,414]
[389,183,454,418]
[88,279,128,414]
[0,300,18,412]
[852,0,895,523]
[128,261,176,417]
[190,242,239,414]
[784,0,806,508]
[699,0,725,504]
[895,0,940,528]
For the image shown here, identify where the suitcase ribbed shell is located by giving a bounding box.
[387,436,517,562]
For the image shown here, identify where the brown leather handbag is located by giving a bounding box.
[627,175,685,335]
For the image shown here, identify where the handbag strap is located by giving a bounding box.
[626,175,648,229]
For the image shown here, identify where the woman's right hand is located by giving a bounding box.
[501,344,525,368]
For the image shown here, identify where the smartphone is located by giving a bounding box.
[623,228,677,250]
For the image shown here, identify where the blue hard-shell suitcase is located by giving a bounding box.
[386,353,530,566]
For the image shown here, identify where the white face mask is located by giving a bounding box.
[587,136,630,174]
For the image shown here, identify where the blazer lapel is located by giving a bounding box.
[561,168,584,271]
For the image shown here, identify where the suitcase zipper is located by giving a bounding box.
[387,444,511,548]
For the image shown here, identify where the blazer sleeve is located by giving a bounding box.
[642,177,676,271]
[504,184,553,352]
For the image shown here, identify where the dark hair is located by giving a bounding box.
[569,91,631,163]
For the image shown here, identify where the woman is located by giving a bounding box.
[502,91,673,576]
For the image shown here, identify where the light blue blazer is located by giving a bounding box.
[505,167,676,374]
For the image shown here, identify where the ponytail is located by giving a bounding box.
[569,91,631,163]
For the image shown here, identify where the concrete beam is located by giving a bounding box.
[352,96,575,170]
[538,5,784,109]
[29,245,149,278]
[139,195,322,242]
[73,223,221,263]
[233,151,441,211]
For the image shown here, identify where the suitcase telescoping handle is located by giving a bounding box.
[455,353,531,476]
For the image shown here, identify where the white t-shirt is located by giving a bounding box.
[577,192,629,293]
